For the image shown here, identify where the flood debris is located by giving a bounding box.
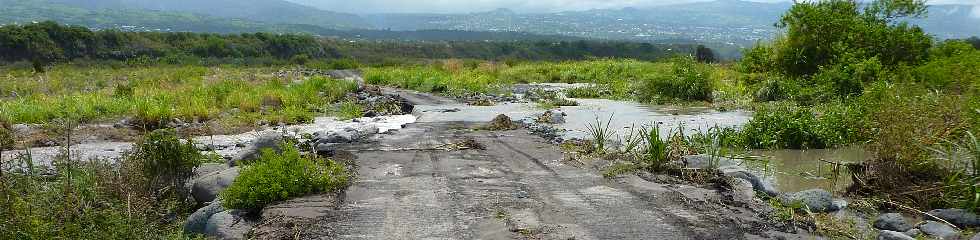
[484,114,519,131]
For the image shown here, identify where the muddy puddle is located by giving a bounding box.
[744,146,870,193]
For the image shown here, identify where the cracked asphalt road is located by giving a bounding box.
[259,89,810,240]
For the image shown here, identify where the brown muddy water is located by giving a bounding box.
[746,146,871,193]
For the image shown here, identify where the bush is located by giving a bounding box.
[638,56,714,102]
[740,103,864,149]
[0,129,203,239]
[221,144,348,210]
[126,129,203,201]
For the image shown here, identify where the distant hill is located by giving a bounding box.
[47,0,371,29]
[365,0,980,44]
[0,0,581,43]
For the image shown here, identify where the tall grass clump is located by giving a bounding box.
[221,144,349,210]
[928,131,980,212]
[642,125,669,170]
[638,56,715,103]
[586,116,615,155]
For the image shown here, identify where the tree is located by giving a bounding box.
[774,0,931,77]
[967,37,980,49]
[694,45,716,63]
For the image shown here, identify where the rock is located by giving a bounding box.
[191,167,240,204]
[926,209,980,228]
[718,165,779,196]
[878,230,915,240]
[313,125,379,145]
[970,233,980,240]
[730,178,758,203]
[779,189,837,213]
[832,199,848,211]
[682,154,738,169]
[194,163,231,178]
[904,229,922,238]
[10,124,38,136]
[874,213,913,232]
[204,210,256,240]
[184,200,225,234]
[919,221,961,240]
[315,143,341,155]
[536,110,566,124]
[250,193,342,240]
[229,132,284,166]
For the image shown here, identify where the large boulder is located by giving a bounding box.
[184,200,226,235]
[926,209,980,228]
[204,210,257,240]
[229,132,284,166]
[779,189,838,213]
[874,213,914,232]
[191,167,240,204]
[718,165,779,197]
[194,163,231,177]
[878,230,915,240]
[682,154,739,169]
[919,221,961,240]
[312,125,379,155]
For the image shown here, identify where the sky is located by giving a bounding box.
[288,0,980,14]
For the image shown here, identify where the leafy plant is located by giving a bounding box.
[221,144,348,210]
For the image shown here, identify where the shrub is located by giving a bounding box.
[638,56,714,102]
[126,129,203,201]
[221,144,348,210]
[740,103,864,149]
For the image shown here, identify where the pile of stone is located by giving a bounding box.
[873,209,980,240]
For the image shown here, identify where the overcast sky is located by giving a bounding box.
[289,0,979,14]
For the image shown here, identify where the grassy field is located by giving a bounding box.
[0,65,358,131]
[364,57,746,105]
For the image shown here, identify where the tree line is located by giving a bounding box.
[0,21,694,67]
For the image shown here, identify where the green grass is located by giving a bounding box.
[221,144,349,210]
[338,100,365,120]
[0,65,358,129]
[364,58,744,104]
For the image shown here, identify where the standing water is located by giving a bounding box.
[410,87,868,194]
